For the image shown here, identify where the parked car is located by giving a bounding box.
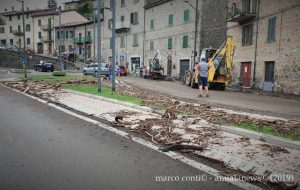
[34,61,54,72]
[83,63,109,77]
[58,52,76,62]
[119,66,127,76]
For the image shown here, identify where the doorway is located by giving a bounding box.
[241,62,251,87]
[263,61,275,91]
[131,57,140,74]
[37,43,43,54]
[179,59,190,80]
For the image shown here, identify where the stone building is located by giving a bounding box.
[226,0,300,94]
[144,0,227,79]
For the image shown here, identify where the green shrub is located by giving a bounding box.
[52,71,67,76]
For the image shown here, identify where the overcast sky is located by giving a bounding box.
[0,0,69,12]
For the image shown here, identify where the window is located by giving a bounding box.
[10,39,13,44]
[18,15,20,20]
[38,19,41,26]
[9,16,12,21]
[133,0,139,3]
[121,15,125,22]
[18,25,21,32]
[88,31,91,36]
[120,36,125,48]
[69,31,74,38]
[66,31,69,39]
[150,41,154,50]
[10,26,12,33]
[121,0,125,7]
[26,38,30,45]
[133,33,138,46]
[168,14,173,26]
[26,13,29,19]
[267,17,276,43]
[264,61,275,82]
[38,32,42,39]
[183,35,188,48]
[184,9,189,22]
[168,37,172,49]
[242,24,253,46]
[108,19,112,29]
[0,27,5,33]
[150,19,154,30]
[57,31,60,39]
[242,0,257,14]
[26,24,30,32]
[130,12,138,25]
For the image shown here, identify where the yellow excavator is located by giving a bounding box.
[183,36,235,90]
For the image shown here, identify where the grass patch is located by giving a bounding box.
[19,74,94,84]
[11,69,31,73]
[235,123,299,140]
[65,84,143,105]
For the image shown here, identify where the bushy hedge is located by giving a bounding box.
[52,71,67,76]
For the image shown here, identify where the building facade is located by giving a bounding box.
[226,0,300,94]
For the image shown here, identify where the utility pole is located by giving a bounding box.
[58,6,63,71]
[97,0,101,93]
[93,7,96,72]
[17,0,26,78]
[111,0,116,92]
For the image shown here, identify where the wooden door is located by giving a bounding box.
[179,59,190,80]
[241,62,251,87]
[37,43,43,54]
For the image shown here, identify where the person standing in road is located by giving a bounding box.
[198,58,209,97]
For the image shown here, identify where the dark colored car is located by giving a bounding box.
[119,66,127,76]
[34,61,54,72]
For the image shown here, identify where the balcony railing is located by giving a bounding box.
[73,36,92,44]
[144,0,171,9]
[226,0,257,24]
[40,24,53,30]
[115,21,130,33]
[12,30,24,36]
[42,36,53,42]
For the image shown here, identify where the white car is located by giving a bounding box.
[83,63,109,77]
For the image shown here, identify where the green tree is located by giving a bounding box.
[76,0,94,20]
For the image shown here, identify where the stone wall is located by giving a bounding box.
[227,0,300,95]
[0,48,77,70]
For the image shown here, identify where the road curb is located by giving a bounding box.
[212,124,300,151]
[62,88,300,151]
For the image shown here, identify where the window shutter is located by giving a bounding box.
[168,38,172,49]
[242,27,245,46]
[249,24,253,45]
[272,17,276,41]
[130,13,134,24]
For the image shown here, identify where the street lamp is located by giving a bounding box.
[16,0,27,78]
[184,0,199,66]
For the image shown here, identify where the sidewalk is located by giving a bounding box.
[54,90,300,184]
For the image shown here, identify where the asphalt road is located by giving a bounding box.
[121,76,300,120]
[0,85,241,190]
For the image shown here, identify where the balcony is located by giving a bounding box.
[144,0,172,9]
[42,36,53,42]
[40,24,53,30]
[115,21,130,33]
[12,30,24,36]
[73,36,92,45]
[226,0,257,24]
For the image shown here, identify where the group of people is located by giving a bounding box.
[195,58,210,98]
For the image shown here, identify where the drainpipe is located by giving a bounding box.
[142,4,146,67]
[252,0,260,87]
[193,0,199,66]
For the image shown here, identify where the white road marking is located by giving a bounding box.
[1,83,261,190]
